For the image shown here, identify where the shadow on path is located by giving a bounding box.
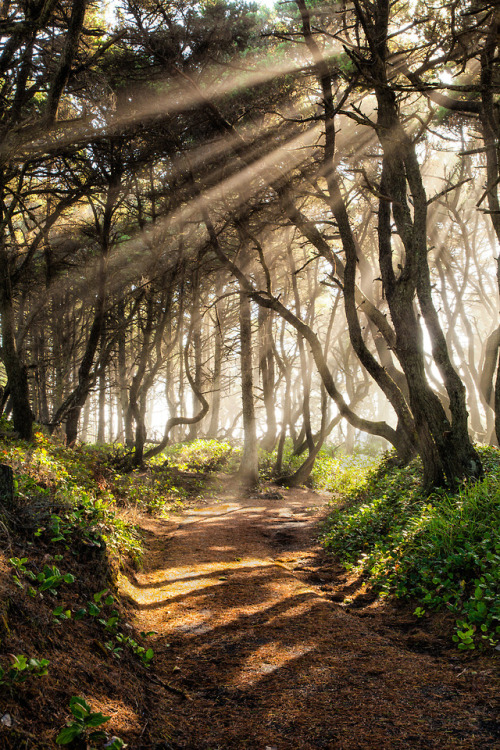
[119,478,499,750]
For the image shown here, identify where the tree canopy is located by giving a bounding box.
[1,0,500,490]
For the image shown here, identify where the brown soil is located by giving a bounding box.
[118,476,500,750]
[0,521,155,749]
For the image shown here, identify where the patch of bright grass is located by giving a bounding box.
[309,450,378,495]
[258,441,378,495]
[322,446,500,650]
[164,439,235,473]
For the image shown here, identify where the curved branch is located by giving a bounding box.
[144,332,209,460]
[205,214,400,449]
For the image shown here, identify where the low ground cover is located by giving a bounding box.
[0,430,497,746]
[321,446,500,650]
[0,430,231,747]
[258,442,378,495]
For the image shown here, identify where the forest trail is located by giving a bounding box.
[119,476,499,750]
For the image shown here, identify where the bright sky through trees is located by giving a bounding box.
[0,0,499,489]
[2,7,500,745]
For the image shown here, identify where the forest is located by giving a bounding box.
[0,0,499,748]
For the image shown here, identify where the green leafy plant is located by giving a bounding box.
[10,556,75,596]
[9,556,29,573]
[100,613,120,632]
[88,602,101,616]
[140,630,157,638]
[452,621,476,650]
[114,633,154,667]
[104,640,123,659]
[84,590,121,631]
[56,696,112,745]
[322,447,500,649]
[0,655,49,687]
[47,514,70,543]
[140,647,154,667]
[52,606,72,623]
[9,556,33,588]
[94,589,115,607]
[36,564,75,594]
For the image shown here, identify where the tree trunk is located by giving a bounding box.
[288,246,315,454]
[97,370,106,443]
[258,306,277,452]
[369,5,482,487]
[117,299,133,446]
[55,164,120,445]
[274,374,291,476]
[81,393,91,443]
[62,287,106,446]
[278,386,329,486]
[129,292,155,466]
[0,244,32,440]
[207,311,222,438]
[144,337,209,461]
[480,15,500,445]
[187,283,203,442]
[238,283,259,489]
[495,350,500,446]
[35,326,50,424]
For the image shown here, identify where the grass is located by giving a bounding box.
[321,446,500,650]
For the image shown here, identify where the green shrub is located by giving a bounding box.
[164,439,235,473]
[1,431,237,555]
[0,430,142,563]
[322,447,500,649]
[259,440,377,495]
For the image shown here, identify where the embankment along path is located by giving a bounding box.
[119,477,499,750]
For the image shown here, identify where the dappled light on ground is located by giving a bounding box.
[118,476,499,749]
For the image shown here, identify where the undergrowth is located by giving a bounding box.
[1,432,235,550]
[1,431,142,564]
[258,441,378,495]
[0,429,233,746]
[163,438,235,474]
[322,446,500,651]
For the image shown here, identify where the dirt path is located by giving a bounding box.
[119,477,499,750]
